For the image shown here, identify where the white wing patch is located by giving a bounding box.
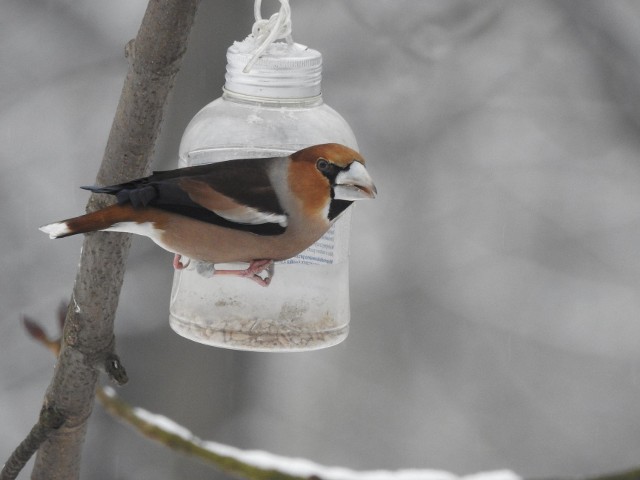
[216,206,288,228]
[106,222,175,252]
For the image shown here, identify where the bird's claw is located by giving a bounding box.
[172,256,275,287]
[214,259,275,287]
[173,254,190,270]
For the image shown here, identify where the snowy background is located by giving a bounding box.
[3,0,640,478]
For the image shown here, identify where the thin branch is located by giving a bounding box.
[96,387,307,480]
[18,305,640,480]
[84,390,640,480]
[0,1,199,479]
[0,406,65,480]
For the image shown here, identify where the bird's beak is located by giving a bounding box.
[333,161,377,200]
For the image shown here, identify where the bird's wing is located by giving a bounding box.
[82,157,288,236]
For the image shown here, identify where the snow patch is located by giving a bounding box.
[133,407,194,441]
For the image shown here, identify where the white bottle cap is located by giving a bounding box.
[224,37,322,99]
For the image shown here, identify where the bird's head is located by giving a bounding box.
[289,143,377,221]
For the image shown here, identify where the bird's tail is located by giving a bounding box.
[39,204,137,239]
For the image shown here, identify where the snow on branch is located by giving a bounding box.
[97,386,520,480]
[19,304,640,480]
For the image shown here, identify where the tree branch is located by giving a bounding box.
[0,406,65,480]
[4,1,201,479]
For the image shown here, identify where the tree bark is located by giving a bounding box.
[31,1,200,478]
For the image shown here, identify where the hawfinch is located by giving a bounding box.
[40,143,377,286]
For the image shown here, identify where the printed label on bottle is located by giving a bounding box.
[281,225,336,265]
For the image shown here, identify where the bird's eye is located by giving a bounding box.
[316,158,330,172]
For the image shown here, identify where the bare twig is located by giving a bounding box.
[95,387,308,480]
[0,406,65,480]
[0,1,199,479]
[22,316,60,355]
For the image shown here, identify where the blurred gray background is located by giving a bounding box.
[3,0,640,478]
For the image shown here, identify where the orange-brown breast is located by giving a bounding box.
[154,209,327,264]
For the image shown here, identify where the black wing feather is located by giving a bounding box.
[81,157,287,236]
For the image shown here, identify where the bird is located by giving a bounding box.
[39,143,377,286]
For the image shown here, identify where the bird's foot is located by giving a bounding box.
[214,259,275,287]
[173,254,190,270]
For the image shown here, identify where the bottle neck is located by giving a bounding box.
[222,86,323,108]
